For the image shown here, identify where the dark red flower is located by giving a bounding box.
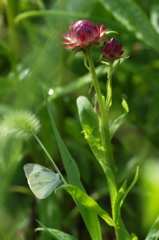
[61,20,107,51]
[101,38,124,61]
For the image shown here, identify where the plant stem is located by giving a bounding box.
[6,0,19,84]
[33,134,66,184]
[85,48,116,178]
[85,49,127,240]
[105,63,113,109]
[105,63,128,240]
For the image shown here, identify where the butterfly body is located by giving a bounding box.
[24,163,61,199]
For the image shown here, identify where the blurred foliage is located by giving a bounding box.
[0,0,159,239]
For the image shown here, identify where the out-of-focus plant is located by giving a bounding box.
[1,0,159,240]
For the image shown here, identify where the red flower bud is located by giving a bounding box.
[61,20,107,51]
[101,38,124,61]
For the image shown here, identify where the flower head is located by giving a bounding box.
[101,38,124,61]
[61,20,107,51]
[0,111,40,140]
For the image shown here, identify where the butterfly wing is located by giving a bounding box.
[24,163,53,179]
[24,164,61,199]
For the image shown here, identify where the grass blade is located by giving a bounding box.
[43,88,102,240]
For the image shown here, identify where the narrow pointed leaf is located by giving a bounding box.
[77,97,119,210]
[112,168,139,240]
[110,98,129,139]
[150,6,159,34]
[36,221,78,240]
[77,96,105,164]
[145,215,159,240]
[37,228,78,240]
[114,167,139,221]
[114,180,127,221]
[131,233,139,240]
[58,184,114,227]
[121,166,139,206]
[43,89,102,240]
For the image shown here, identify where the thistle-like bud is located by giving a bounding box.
[61,20,107,51]
[101,38,124,61]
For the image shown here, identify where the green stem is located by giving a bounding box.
[105,64,128,240]
[104,62,117,176]
[105,63,113,109]
[33,134,66,184]
[86,49,118,228]
[85,48,116,178]
[6,0,19,84]
[85,49,126,240]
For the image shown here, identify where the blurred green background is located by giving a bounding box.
[1,0,159,239]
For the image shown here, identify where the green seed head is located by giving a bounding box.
[0,111,41,140]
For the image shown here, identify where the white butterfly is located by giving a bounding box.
[24,163,61,199]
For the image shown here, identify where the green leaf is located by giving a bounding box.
[43,90,102,240]
[101,0,159,53]
[121,166,139,206]
[122,98,129,113]
[150,5,159,34]
[77,96,106,165]
[36,221,78,240]
[114,180,127,222]
[58,184,114,227]
[112,167,139,240]
[145,215,159,240]
[110,98,129,139]
[114,167,139,221]
[116,218,132,240]
[77,97,118,208]
[111,59,122,74]
[131,233,139,240]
